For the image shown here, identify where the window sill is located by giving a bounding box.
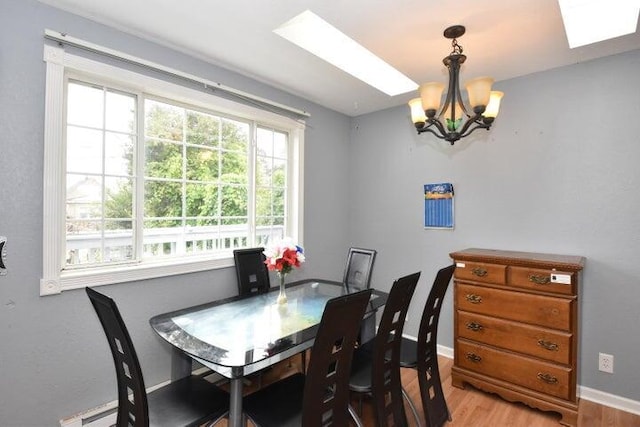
[40,255,234,296]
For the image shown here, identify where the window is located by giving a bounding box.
[42,45,304,294]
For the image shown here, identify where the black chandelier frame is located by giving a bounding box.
[413,25,495,145]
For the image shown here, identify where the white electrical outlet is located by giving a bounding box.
[599,352,614,373]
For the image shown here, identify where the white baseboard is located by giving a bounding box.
[59,367,214,427]
[578,386,640,416]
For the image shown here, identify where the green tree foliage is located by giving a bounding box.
[104,99,286,230]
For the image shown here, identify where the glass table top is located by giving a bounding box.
[150,279,386,374]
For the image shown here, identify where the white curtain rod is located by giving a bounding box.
[44,29,310,119]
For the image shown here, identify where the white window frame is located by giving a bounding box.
[41,45,305,295]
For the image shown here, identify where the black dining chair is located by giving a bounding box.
[233,246,306,377]
[233,247,271,297]
[398,264,456,427]
[343,247,377,290]
[242,289,373,427]
[349,272,421,427]
[343,247,377,345]
[86,287,229,427]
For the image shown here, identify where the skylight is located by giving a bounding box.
[274,10,418,96]
[558,0,640,48]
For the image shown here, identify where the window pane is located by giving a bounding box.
[66,174,102,220]
[221,118,249,151]
[67,82,104,128]
[221,184,247,217]
[256,187,272,216]
[64,80,138,270]
[67,127,103,174]
[272,159,287,187]
[186,183,219,217]
[186,218,219,227]
[105,90,136,133]
[221,150,247,181]
[66,220,103,265]
[144,219,182,228]
[145,100,184,141]
[144,180,183,218]
[186,146,219,181]
[105,132,134,176]
[257,127,273,157]
[222,217,247,227]
[273,187,285,216]
[186,110,219,147]
[254,127,288,247]
[59,74,297,274]
[273,131,287,159]
[145,140,183,179]
[143,219,181,258]
[103,221,134,262]
[255,156,272,187]
[105,177,133,219]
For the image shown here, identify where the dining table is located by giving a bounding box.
[149,278,388,427]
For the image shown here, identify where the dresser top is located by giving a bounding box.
[449,248,585,271]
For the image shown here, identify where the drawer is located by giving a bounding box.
[508,266,576,296]
[455,261,506,285]
[457,311,572,364]
[456,283,573,331]
[457,339,572,400]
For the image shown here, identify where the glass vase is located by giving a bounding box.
[277,272,288,304]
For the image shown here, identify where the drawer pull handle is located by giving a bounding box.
[529,274,551,285]
[537,339,559,351]
[466,322,484,332]
[465,294,483,304]
[537,372,559,384]
[466,352,482,363]
[472,267,488,277]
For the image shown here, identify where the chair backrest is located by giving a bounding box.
[342,247,377,290]
[303,289,373,426]
[233,247,270,297]
[86,287,149,427]
[417,264,456,427]
[372,272,420,427]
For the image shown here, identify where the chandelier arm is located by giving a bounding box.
[418,119,462,144]
[424,118,451,139]
[458,118,491,138]
[418,127,449,141]
[437,54,471,125]
[438,56,457,121]
[452,60,471,117]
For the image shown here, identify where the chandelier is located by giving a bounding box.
[408,25,504,145]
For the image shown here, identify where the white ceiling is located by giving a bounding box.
[38,0,640,116]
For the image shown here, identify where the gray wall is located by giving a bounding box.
[0,1,351,425]
[2,0,639,425]
[349,48,640,401]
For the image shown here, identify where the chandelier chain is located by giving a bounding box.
[450,38,463,55]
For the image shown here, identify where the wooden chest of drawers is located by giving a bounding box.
[450,248,585,426]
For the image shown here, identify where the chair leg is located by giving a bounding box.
[349,403,364,427]
[402,385,422,427]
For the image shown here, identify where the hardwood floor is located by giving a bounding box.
[216,354,640,426]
